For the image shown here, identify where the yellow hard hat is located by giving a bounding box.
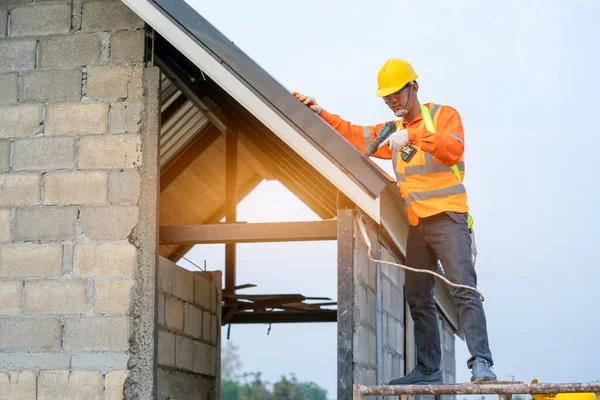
[376,58,419,97]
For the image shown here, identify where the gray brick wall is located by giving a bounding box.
[157,256,222,400]
[0,0,157,398]
[340,213,458,400]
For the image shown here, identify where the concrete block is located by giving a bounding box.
[110,100,143,133]
[87,66,134,99]
[82,0,144,32]
[391,284,401,320]
[39,33,101,68]
[0,316,61,350]
[157,368,215,400]
[0,353,69,371]
[0,209,11,241]
[0,73,18,104]
[175,266,193,303]
[44,171,108,205]
[80,206,138,240]
[183,303,202,339]
[104,370,129,400]
[353,325,369,365]
[14,207,78,241]
[108,170,140,204]
[0,0,33,5]
[383,278,391,313]
[0,140,11,173]
[202,310,211,342]
[157,291,164,326]
[0,103,43,138]
[10,4,71,37]
[0,173,40,206]
[164,296,184,332]
[0,244,62,278]
[210,314,218,344]
[0,39,36,72]
[396,321,404,357]
[63,316,130,351]
[45,102,109,136]
[38,370,102,400]
[193,340,210,375]
[71,352,129,372]
[209,345,217,376]
[95,279,134,314]
[24,280,88,314]
[193,273,210,311]
[386,315,396,352]
[158,256,175,294]
[0,9,5,39]
[368,330,376,365]
[0,370,36,400]
[78,134,142,169]
[73,242,136,278]
[111,30,145,64]
[0,281,21,314]
[158,330,175,366]
[13,136,76,171]
[384,351,393,384]
[175,335,194,371]
[357,284,368,325]
[21,69,82,102]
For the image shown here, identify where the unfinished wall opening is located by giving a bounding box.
[178,179,339,394]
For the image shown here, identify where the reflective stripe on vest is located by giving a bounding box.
[363,126,372,148]
[418,103,473,229]
[408,183,466,202]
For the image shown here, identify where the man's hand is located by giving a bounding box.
[293,92,322,114]
[379,129,409,152]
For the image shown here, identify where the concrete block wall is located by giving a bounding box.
[338,210,457,399]
[157,256,222,400]
[0,0,159,398]
[379,246,406,388]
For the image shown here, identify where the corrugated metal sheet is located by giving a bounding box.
[159,75,210,167]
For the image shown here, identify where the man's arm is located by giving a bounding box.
[318,109,393,160]
[293,92,393,159]
[406,105,465,166]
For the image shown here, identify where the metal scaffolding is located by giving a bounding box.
[353,382,600,400]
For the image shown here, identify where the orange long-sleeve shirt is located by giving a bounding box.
[318,103,465,166]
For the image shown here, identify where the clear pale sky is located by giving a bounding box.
[179,1,600,398]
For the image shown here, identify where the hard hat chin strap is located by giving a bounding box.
[393,81,415,118]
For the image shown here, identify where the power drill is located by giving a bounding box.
[365,121,396,157]
[365,121,417,163]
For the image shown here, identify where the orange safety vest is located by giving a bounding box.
[392,103,469,226]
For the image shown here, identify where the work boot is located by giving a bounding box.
[389,368,443,385]
[470,357,497,382]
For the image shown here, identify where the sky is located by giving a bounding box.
[179,1,600,398]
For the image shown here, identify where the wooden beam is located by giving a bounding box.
[225,130,238,293]
[160,126,221,192]
[226,310,337,324]
[165,173,264,263]
[159,220,338,245]
[237,131,276,180]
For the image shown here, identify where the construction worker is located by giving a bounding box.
[293,58,496,384]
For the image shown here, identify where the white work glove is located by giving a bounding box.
[293,92,322,114]
[378,129,409,152]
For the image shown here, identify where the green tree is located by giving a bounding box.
[220,379,240,400]
[239,372,272,400]
[273,375,303,400]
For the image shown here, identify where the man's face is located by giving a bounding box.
[383,83,416,115]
